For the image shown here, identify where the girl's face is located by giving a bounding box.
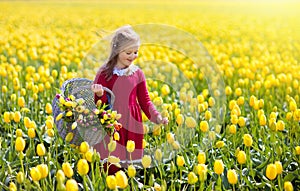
[116,46,139,69]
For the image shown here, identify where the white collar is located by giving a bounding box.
[113,64,139,76]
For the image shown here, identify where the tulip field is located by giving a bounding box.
[1,0,300,190]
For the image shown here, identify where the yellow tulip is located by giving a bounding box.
[176,114,184,125]
[237,150,246,164]
[77,159,89,176]
[66,111,73,117]
[108,156,121,164]
[276,120,285,131]
[243,134,253,147]
[79,141,89,153]
[28,128,36,138]
[9,182,17,191]
[237,96,245,105]
[269,118,277,131]
[16,171,24,184]
[56,170,65,182]
[15,137,26,152]
[216,141,225,148]
[110,128,119,139]
[16,129,23,137]
[249,95,256,107]
[284,181,294,191]
[62,162,74,178]
[161,84,170,96]
[65,132,74,142]
[285,112,292,121]
[56,113,64,121]
[37,144,46,156]
[108,140,117,152]
[142,155,152,168]
[153,97,163,106]
[115,170,128,189]
[127,165,136,178]
[13,111,21,123]
[30,120,37,129]
[200,120,209,132]
[208,97,215,107]
[142,139,148,149]
[187,172,198,184]
[227,169,238,185]
[198,103,206,113]
[126,140,135,153]
[45,103,53,114]
[197,151,206,164]
[289,99,297,111]
[275,161,283,174]
[46,129,54,137]
[45,119,54,129]
[197,94,205,103]
[176,155,185,167]
[66,179,78,191]
[2,85,8,93]
[3,112,11,123]
[166,132,175,144]
[37,164,48,179]
[266,163,277,180]
[18,97,25,107]
[295,146,300,155]
[214,159,224,175]
[30,167,41,181]
[230,114,238,125]
[185,116,197,128]
[106,175,117,190]
[24,117,31,128]
[259,114,267,126]
[235,88,242,96]
[154,149,162,161]
[11,94,16,102]
[204,110,212,120]
[85,150,94,163]
[195,164,207,181]
[225,86,232,95]
[229,124,236,134]
[238,117,246,127]
[64,101,73,107]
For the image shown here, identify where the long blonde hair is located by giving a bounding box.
[98,25,140,80]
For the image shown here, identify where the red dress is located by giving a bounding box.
[93,65,159,164]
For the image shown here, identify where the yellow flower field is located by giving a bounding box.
[0,0,300,190]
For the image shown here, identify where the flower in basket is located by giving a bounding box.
[55,94,122,137]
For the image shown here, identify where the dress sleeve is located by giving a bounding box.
[93,72,108,104]
[137,70,160,123]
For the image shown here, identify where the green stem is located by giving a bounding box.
[83,175,89,190]
[144,169,146,186]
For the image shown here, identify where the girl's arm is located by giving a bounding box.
[137,70,160,123]
[93,72,108,104]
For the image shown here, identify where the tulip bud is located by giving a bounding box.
[266,163,277,180]
[66,179,78,191]
[115,170,128,189]
[214,159,224,175]
[227,169,238,185]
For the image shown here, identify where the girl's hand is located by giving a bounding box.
[91,84,104,97]
[157,115,169,125]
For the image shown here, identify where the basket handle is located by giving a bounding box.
[70,85,115,108]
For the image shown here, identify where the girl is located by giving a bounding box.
[91,25,168,173]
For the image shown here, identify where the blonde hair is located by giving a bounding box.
[98,25,140,80]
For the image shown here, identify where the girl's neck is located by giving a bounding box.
[115,64,130,70]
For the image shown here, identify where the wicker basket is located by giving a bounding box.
[52,78,115,146]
